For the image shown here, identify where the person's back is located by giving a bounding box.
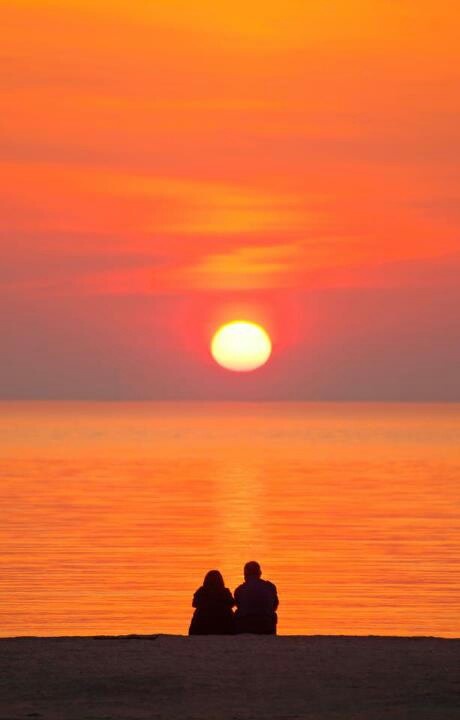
[234,561,279,634]
[189,570,235,635]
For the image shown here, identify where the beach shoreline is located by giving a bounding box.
[1,634,459,719]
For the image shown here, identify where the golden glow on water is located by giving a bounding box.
[0,403,459,637]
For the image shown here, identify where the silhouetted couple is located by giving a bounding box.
[189,561,278,635]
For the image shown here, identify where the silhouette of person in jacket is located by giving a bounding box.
[234,561,279,634]
[188,570,235,635]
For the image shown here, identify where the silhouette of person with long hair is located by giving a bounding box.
[188,570,235,635]
[234,561,279,634]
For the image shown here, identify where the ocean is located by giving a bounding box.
[1,402,459,637]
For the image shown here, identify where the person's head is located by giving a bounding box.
[244,561,262,581]
[203,569,225,590]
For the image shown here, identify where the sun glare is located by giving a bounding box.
[211,321,272,372]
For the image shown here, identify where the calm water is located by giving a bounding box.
[1,402,459,637]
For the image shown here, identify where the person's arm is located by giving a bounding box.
[234,585,241,609]
[192,589,201,608]
[225,588,235,607]
[270,582,279,611]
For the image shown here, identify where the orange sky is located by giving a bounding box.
[1,1,459,399]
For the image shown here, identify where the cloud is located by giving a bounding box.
[181,243,302,290]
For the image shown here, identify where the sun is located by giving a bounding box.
[211,320,272,372]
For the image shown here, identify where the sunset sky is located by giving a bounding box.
[1,1,459,399]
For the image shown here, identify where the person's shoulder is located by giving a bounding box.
[234,582,245,594]
[192,586,204,606]
[263,579,277,592]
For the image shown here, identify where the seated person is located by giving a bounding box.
[234,561,279,635]
[189,570,235,635]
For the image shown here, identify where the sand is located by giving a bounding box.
[1,634,459,719]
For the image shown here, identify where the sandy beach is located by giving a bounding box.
[1,634,459,719]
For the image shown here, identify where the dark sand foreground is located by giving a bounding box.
[1,635,459,720]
